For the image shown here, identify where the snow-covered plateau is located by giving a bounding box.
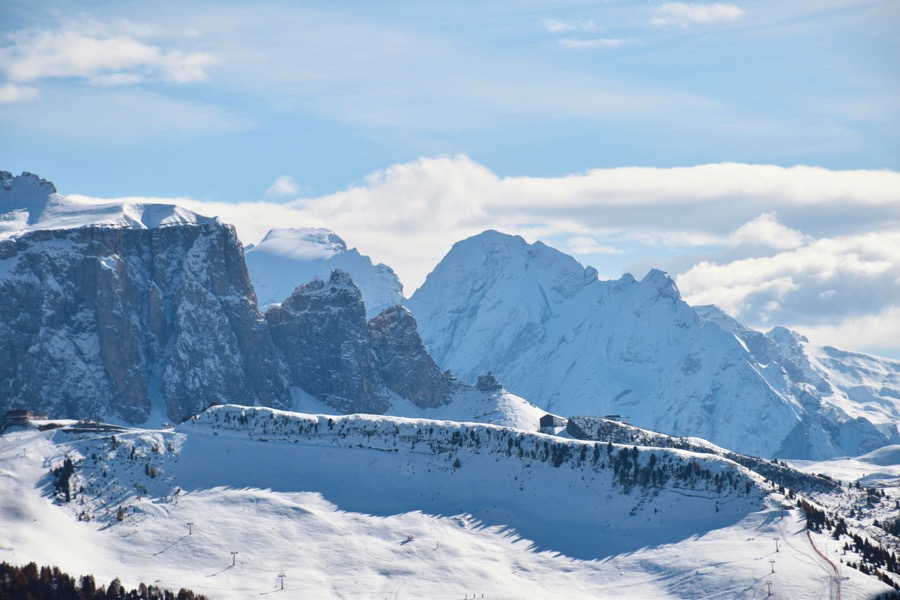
[2,407,897,599]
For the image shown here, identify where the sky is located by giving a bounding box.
[1,0,899,357]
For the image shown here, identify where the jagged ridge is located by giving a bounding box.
[407,230,900,459]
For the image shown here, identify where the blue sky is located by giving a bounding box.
[2,0,899,356]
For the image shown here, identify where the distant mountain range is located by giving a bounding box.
[0,171,508,427]
[2,170,898,459]
[2,170,899,598]
[407,231,900,459]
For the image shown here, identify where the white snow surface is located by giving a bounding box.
[407,232,796,457]
[0,173,213,240]
[700,305,900,430]
[291,385,548,435]
[407,230,900,459]
[2,409,892,599]
[788,445,900,487]
[387,388,547,432]
[804,344,900,429]
[245,228,404,318]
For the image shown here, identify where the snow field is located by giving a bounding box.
[1,409,894,599]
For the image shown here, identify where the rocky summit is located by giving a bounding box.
[267,270,389,414]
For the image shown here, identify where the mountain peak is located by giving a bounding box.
[640,268,678,294]
[329,268,356,288]
[410,229,899,459]
[431,229,595,300]
[282,268,362,305]
[1,170,59,227]
[468,228,523,244]
[245,227,403,317]
[1,170,57,195]
[767,325,809,346]
[256,228,348,259]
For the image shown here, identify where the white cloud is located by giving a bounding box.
[677,232,900,326]
[727,212,810,250]
[543,19,597,33]
[558,38,624,49]
[651,3,746,27]
[89,73,145,87]
[799,306,900,356]
[136,156,897,295]
[0,20,217,89]
[0,82,38,104]
[266,176,300,198]
[68,156,900,356]
[158,50,216,83]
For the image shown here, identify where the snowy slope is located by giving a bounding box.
[698,306,900,455]
[386,388,547,432]
[289,382,547,432]
[806,345,900,431]
[407,230,900,460]
[245,228,403,317]
[1,410,895,599]
[0,170,212,238]
[788,445,900,487]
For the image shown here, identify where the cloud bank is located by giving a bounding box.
[70,156,900,356]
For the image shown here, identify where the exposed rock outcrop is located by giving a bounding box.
[0,173,534,425]
[267,270,389,414]
[368,305,458,408]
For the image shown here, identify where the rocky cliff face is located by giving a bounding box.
[369,306,458,409]
[267,270,389,414]
[0,219,292,423]
[266,272,460,414]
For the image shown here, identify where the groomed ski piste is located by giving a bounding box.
[1,406,894,599]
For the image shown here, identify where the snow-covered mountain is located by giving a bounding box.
[2,407,896,598]
[407,230,900,459]
[6,171,899,461]
[697,305,900,450]
[245,227,403,318]
[0,173,544,429]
